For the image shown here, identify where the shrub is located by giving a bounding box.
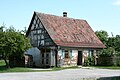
[84,57,90,66]
[98,47,115,57]
[84,56,95,66]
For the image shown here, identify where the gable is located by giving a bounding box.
[27,13,55,48]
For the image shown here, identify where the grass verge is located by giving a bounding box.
[0,60,79,73]
[93,66,120,69]
[0,60,33,73]
[1,60,120,73]
[52,66,79,71]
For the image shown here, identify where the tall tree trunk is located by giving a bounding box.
[3,56,10,68]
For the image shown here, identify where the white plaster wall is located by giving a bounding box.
[71,50,78,66]
[26,47,41,67]
[83,50,89,57]
[58,50,62,59]
[82,50,89,64]
[72,50,78,57]
[50,50,55,66]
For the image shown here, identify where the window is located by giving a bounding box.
[46,53,49,58]
[42,53,44,58]
[46,59,49,64]
[89,50,94,57]
[42,59,44,64]
[65,50,69,58]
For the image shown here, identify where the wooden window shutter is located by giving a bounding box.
[70,50,72,59]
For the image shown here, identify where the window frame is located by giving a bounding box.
[64,50,70,58]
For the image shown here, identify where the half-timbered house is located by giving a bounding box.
[26,12,105,67]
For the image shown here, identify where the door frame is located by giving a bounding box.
[41,49,51,67]
[77,51,82,65]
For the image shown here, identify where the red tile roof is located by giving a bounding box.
[35,12,105,48]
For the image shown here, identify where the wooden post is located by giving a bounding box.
[55,50,58,67]
[93,50,97,65]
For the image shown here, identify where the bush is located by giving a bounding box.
[98,47,115,57]
[89,57,95,66]
[84,57,89,66]
[84,56,95,66]
[115,51,120,56]
[117,61,120,66]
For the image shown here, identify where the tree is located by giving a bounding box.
[20,27,27,35]
[0,26,31,68]
[95,30,113,57]
[95,30,120,56]
[95,30,108,47]
[114,36,120,52]
[0,26,4,32]
[107,36,120,52]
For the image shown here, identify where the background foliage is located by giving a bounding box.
[95,30,120,57]
[0,26,31,68]
[95,30,120,66]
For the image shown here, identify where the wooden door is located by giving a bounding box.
[77,51,82,65]
[41,49,50,67]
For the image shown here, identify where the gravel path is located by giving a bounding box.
[0,68,120,80]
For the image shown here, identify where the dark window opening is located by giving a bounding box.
[46,53,49,57]
[42,59,44,64]
[46,59,49,64]
[65,50,69,58]
[42,53,44,57]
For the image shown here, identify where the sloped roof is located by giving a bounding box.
[29,12,106,48]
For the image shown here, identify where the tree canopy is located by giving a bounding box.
[0,26,31,68]
[95,30,108,47]
[95,30,120,56]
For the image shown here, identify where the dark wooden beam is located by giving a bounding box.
[55,49,58,67]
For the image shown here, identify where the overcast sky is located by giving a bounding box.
[0,0,120,36]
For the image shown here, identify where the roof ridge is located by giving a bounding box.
[35,11,85,21]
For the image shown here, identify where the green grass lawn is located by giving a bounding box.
[0,60,120,73]
[0,60,5,66]
[0,60,33,73]
[0,60,79,73]
[93,66,120,69]
[51,66,79,71]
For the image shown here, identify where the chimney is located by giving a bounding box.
[63,12,67,17]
